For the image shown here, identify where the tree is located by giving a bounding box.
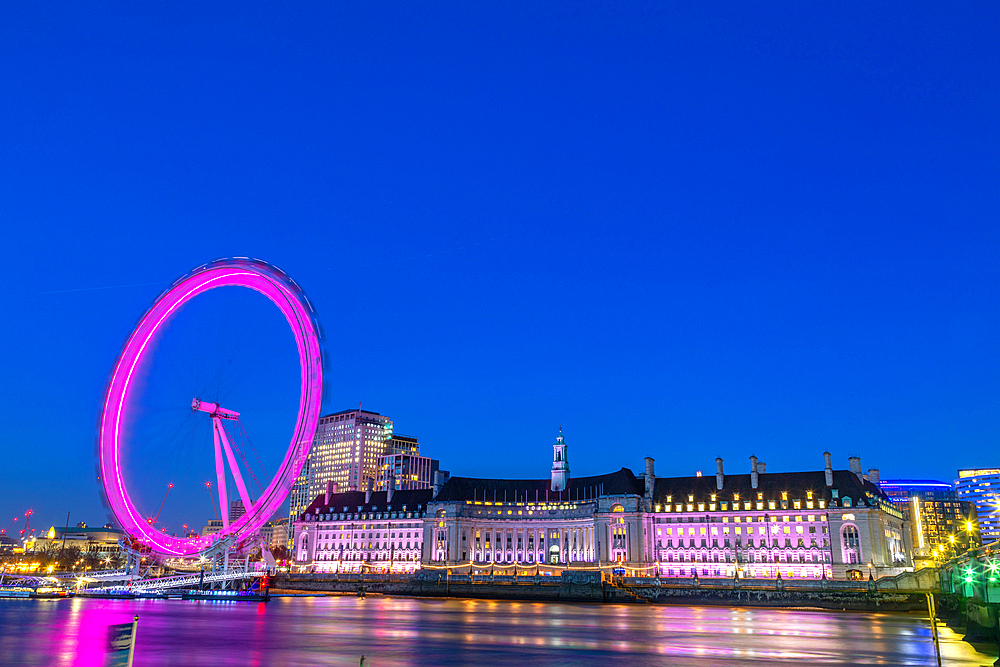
[60,546,82,571]
[81,550,102,570]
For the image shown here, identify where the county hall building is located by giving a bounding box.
[293,432,912,580]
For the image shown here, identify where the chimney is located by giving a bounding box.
[823,451,834,487]
[848,456,862,476]
[365,477,373,504]
[716,457,724,490]
[868,468,880,485]
[324,480,333,506]
[750,455,759,489]
[756,461,766,474]
[644,457,655,499]
[432,470,446,499]
[387,471,396,503]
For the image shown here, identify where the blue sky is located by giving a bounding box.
[1,2,997,535]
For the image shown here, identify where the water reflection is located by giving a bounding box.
[0,596,994,666]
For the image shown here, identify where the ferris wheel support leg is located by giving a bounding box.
[214,420,230,530]
[216,418,254,522]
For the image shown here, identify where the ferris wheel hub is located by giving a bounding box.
[191,398,240,420]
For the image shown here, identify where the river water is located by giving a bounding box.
[0,596,995,666]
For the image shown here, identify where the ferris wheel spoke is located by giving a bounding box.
[229,421,265,495]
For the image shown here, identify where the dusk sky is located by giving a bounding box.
[1,3,997,536]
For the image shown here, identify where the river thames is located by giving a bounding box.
[0,596,995,666]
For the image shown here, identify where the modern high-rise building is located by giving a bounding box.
[955,469,1000,544]
[287,409,394,545]
[376,453,440,491]
[307,409,393,494]
[386,433,420,457]
[879,479,980,564]
[229,500,246,524]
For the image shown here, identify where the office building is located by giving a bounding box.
[376,453,440,491]
[260,517,289,549]
[955,469,1000,544]
[288,409,396,548]
[304,409,393,496]
[201,520,223,537]
[229,500,246,524]
[879,479,980,565]
[386,433,420,457]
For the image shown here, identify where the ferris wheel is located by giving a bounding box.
[98,258,324,558]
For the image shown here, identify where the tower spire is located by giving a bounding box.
[551,428,569,492]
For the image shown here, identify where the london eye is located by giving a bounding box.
[97,258,323,559]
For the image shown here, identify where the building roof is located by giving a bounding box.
[879,479,953,489]
[299,488,434,518]
[321,408,384,418]
[432,467,644,503]
[652,469,889,504]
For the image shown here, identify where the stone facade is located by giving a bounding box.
[292,434,914,580]
[293,486,431,573]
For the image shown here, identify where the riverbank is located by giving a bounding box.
[271,571,933,612]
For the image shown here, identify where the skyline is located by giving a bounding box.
[1,2,998,534]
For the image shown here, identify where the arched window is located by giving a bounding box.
[841,524,861,564]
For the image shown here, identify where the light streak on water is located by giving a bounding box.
[0,596,994,666]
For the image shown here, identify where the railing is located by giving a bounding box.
[92,568,256,593]
[53,569,130,581]
[937,545,1000,601]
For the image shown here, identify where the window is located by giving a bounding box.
[841,524,861,564]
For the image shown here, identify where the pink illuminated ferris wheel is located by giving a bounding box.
[98,259,323,558]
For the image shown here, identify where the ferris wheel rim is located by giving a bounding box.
[98,258,323,558]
